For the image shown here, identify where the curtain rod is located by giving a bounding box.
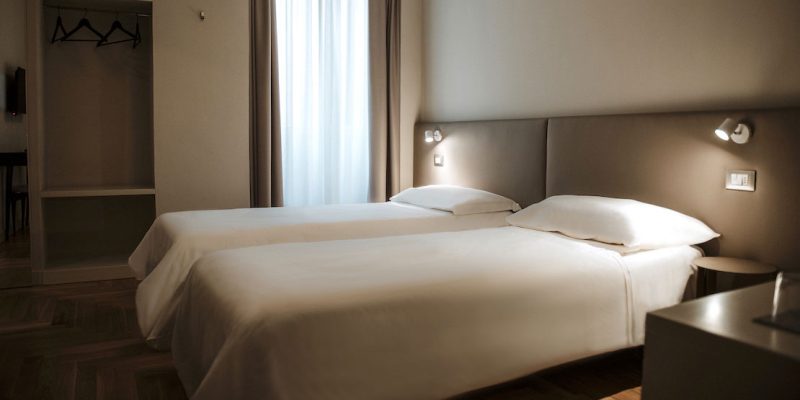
[43,4,152,17]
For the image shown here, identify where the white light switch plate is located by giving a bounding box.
[725,170,756,192]
[433,154,444,167]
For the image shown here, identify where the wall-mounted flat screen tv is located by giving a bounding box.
[8,67,26,116]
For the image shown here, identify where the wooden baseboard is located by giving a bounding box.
[33,264,134,285]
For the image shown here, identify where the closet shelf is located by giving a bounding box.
[45,254,129,270]
[41,186,155,198]
[41,255,134,284]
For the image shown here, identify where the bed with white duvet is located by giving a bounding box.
[170,196,719,400]
[132,186,519,348]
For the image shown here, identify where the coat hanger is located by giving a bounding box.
[133,17,142,48]
[57,9,105,43]
[50,8,68,43]
[97,13,141,48]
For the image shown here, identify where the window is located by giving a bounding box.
[276,0,370,206]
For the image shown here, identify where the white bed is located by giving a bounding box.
[170,227,699,400]
[133,201,512,348]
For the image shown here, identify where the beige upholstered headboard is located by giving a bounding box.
[415,107,800,270]
[547,108,800,271]
[414,119,548,207]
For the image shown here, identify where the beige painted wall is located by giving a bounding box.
[0,0,28,151]
[153,0,250,214]
[43,9,153,189]
[399,0,422,190]
[421,0,800,121]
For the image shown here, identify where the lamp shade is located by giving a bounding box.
[715,118,736,141]
[714,118,751,144]
[424,129,442,143]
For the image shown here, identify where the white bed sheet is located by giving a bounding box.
[170,227,699,400]
[132,202,510,348]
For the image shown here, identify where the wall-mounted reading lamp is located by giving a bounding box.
[715,118,751,144]
[424,128,442,143]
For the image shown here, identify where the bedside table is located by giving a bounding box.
[692,257,776,296]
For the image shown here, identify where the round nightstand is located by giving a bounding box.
[691,257,777,296]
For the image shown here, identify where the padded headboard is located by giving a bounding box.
[414,107,800,270]
[547,108,800,270]
[414,119,548,207]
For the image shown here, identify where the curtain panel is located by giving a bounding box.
[368,0,401,202]
[250,0,283,207]
[276,0,371,206]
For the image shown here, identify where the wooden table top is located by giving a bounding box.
[0,151,26,166]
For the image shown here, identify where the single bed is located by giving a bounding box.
[133,186,519,348]
[170,226,700,400]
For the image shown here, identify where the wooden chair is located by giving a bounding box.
[10,182,28,233]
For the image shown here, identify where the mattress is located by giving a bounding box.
[170,227,699,400]
[132,202,510,348]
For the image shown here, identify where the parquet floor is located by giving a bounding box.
[0,279,641,400]
[0,228,31,289]
[0,279,184,400]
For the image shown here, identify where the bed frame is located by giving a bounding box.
[415,107,800,271]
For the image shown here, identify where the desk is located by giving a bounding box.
[0,152,28,240]
[642,283,800,400]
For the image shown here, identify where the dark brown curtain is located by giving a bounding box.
[368,0,401,202]
[250,0,283,207]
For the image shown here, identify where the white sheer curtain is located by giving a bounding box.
[276,0,370,206]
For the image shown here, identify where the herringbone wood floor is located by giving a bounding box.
[0,279,185,400]
[0,228,31,289]
[0,279,641,400]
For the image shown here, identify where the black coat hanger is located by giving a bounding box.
[97,15,141,48]
[133,19,142,48]
[57,10,105,43]
[50,8,68,43]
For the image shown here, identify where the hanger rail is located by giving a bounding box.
[43,4,151,17]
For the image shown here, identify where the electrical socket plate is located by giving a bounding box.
[725,170,756,192]
[433,153,444,167]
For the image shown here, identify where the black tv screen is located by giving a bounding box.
[9,67,26,116]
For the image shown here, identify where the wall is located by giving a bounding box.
[0,0,29,245]
[421,0,800,121]
[399,0,422,190]
[153,0,250,214]
[0,0,28,151]
[43,9,153,189]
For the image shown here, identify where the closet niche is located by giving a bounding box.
[37,1,154,283]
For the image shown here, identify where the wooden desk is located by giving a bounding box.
[0,152,28,239]
[642,283,800,400]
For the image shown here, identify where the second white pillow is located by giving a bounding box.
[507,195,719,249]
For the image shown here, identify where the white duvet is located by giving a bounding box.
[132,202,510,348]
[171,227,698,400]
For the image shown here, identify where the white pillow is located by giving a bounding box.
[390,185,521,215]
[506,195,719,249]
